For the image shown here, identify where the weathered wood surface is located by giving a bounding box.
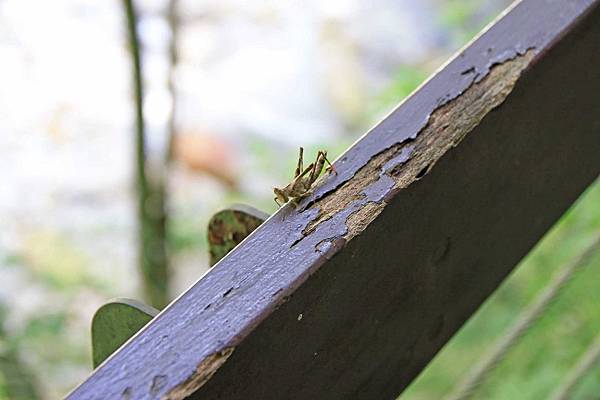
[67,0,600,399]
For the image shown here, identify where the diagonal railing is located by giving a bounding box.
[67,0,600,399]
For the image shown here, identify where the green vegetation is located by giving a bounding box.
[0,306,41,400]
[437,0,509,46]
[369,65,430,120]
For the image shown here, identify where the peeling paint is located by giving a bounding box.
[162,347,235,400]
[303,45,538,216]
[300,49,536,248]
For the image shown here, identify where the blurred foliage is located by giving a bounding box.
[0,375,7,400]
[0,305,40,400]
[401,181,600,399]
[368,65,429,120]
[20,231,100,290]
[22,313,67,341]
[168,213,207,254]
[437,0,500,46]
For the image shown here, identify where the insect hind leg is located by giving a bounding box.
[309,157,319,183]
[294,147,304,178]
[320,151,336,174]
[310,150,331,183]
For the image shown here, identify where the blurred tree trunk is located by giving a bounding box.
[123,0,169,308]
[166,0,179,164]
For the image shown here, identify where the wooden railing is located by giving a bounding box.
[67,0,600,398]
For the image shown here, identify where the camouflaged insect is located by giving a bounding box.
[273,147,335,207]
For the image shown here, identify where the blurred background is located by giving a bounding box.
[1,0,599,398]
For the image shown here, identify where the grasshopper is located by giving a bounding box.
[274,147,336,207]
